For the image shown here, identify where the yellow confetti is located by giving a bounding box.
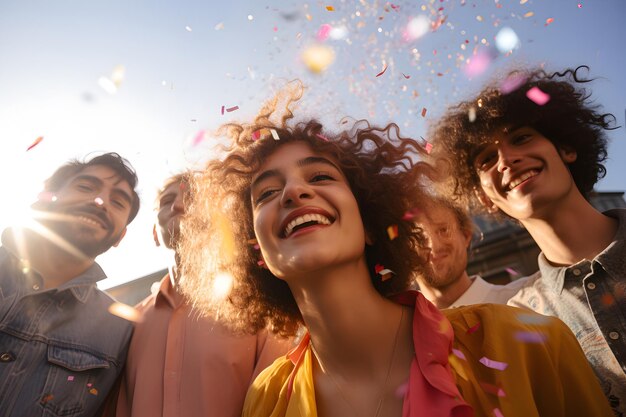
[305,14,312,21]
[524,11,534,18]
[476,15,483,22]
[520,0,528,3]
[326,6,334,11]
[301,45,335,73]
[89,388,98,396]
[387,224,398,240]
[448,355,469,381]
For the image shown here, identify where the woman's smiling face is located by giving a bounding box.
[250,141,368,280]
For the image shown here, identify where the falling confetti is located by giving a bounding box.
[41,394,54,404]
[94,197,104,206]
[452,348,466,360]
[494,408,505,417]
[226,105,240,112]
[404,15,430,41]
[316,133,330,141]
[402,73,411,79]
[468,107,477,122]
[479,356,508,371]
[302,45,335,73]
[317,24,332,42]
[514,331,547,343]
[395,382,409,398]
[577,3,582,8]
[374,264,394,281]
[89,388,98,396]
[247,15,254,20]
[500,73,527,94]
[495,27,520,53]
[424,141,433,154]
[192,130,207,146]
[108,302,142,322]
[421,107,427,117]
[26,136,44,151]
[269,128,280,140]
[526,86,551,105]
[185,25,192,32]
[467,322,481,334]
[376,64,388,77]
[214,22,224,30]
[463,49,493,77]
[479,382,506,397]
[402,208,420,220]
[523,11,534,18]
[221,105,225,115]
[505,267,519,276]
[67,376,75,381]
[387,224,399,240]
[544,18,554,26]
[326,6,334,11]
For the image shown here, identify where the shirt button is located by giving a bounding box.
[586,282,596,290]
[609,331,620,340]
[0,352,15,362]
[572,268,582,276]
[32,284,40,290]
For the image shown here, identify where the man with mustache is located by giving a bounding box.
[0,152,140,417]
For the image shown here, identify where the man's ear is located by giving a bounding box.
[112,228,127,248]
[474,187,498,214]
[559,146,577,164]
[152,224,161,247]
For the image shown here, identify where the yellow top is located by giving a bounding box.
[243,302,613,417]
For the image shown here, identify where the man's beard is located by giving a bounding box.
[421,261,463,289]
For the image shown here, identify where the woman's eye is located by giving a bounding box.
[310,172,335,182]
[512,133,532,144]
[255,189,279,204]
[475,152,496,171]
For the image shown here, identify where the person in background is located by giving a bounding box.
[177,85,613,417]
[113,171,293,417]
[0,152,139,417]
[413,196,528,309]
[428,65,625,415]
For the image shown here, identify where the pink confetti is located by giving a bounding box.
[395,382,409,398]
[220,105,225,115]
[577,3,582,8]
[424,142,433,154]
[316,133,330,142]
[500,73,527,94]
[494,408,505,417]
[505,267,519,276]
[26,136,44,151]
[226,105,239,112]
[544,17,554,26]
[467,323,481,334]
[402,73,411,79]
[452,348,466,360]
[514,331,547,343]
[463,50,493,77]
[479,382,506,397]
[376,65,388,77]
[317,24,332,42]
[67,376,75,381]
[526,86,551,105]
[421,107,427,117]
[252,130,261,141]
[479,356,508,371]
[402,208,420,220]
[192,130,206,146]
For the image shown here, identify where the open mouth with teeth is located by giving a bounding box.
[282,213,334,238]
[507,169,540,191]
[74,214,108,230]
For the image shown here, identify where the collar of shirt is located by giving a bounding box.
[154,273,184,309]
[536,208,625,294]
[449,275,493,307]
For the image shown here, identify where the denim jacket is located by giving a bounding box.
[0,246,133,417]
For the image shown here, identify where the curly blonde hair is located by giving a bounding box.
[178,83,438,337]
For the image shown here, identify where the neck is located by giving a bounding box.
[418,271,472,309]
[288,258,411,379]
[519,195,617,266]
[7,229,95,289]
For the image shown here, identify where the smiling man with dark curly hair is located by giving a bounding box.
[429,66,626,415]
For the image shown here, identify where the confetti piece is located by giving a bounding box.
[214,22,224,30]
[108,302,142,322]
[329,25,348,40]
[257,259,266,267]
[376,64,388,77]
[305,14,312,21]
[424,141,433,154]
[463,50,493,77]
[476,15,483,22]
[495,27,520,53]
[601,293,615,306]
[516,313,551,325]
[494,408,504,417]
[545,17,554,26]
[387,224,399,240]
[520,0,528,3]
[479,382,506,397]
[26,136,44,151]
[89,388,98,395]
[402,208,420,220]
[577,3,582,8]
[452,348,466,360]
[317,24,332,42]
[226,105,239,113]
[514,331,547,343]
[402,73,411,79]
[374,264,394,281]
[468,107,477,122]
[395,382,409,398]
[87,383,93,387]
[41,394,54,404]
[526,86,551,105]
[477,99,484,108]
[326,6,334,11]
[500,73,527,94]
[505,267,519,276]
[94,197,104,206]
[302,45,335,73]
[404,15,430,41]
[421,107,427,117]
[247,15,254,21]
[523,11,534,18]
[98,76,117,94]
[185,25,192,32]
[192,130,206,146]
[67,376,75,381]
[316,133,330,141]
[270,128,280,140]
[448,354,469,380]
[467,323,481,334]
[221,105,225,115]
[252,130,262,141]
[479,356,508,370]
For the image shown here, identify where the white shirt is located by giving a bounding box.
[449,275,530,308]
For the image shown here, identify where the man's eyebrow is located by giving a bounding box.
[72,174,133,205]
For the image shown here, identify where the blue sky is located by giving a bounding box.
[1,0,624,289]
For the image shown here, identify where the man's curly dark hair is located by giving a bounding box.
[178,84,436,337]
[429,66,618,212]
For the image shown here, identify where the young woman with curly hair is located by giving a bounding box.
[177,84,611,417]
[429,66,625,415]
